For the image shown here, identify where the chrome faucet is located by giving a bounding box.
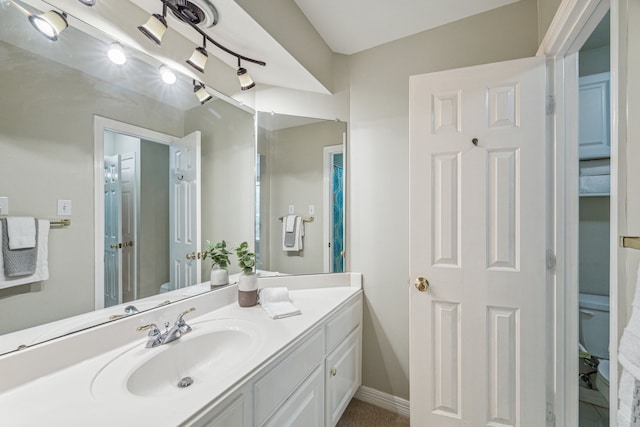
[137,307,196,348]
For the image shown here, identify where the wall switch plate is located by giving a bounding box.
[309,204,315,215]
[288,204,295,214]
[0,197,8,215]
[57,200,72,216]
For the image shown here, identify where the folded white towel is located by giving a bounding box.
[619,264,640,425]
[0,219,49,289]
[6,217,37,249]
[259,287,301,319]
[285,215,296,233]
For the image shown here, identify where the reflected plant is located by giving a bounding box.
[203,240,231,269]
[235,241,255,275]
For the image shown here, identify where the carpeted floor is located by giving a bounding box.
[337,398,410,427]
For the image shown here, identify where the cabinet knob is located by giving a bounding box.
[331,368,337,377]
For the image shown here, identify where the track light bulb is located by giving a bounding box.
[28,10,68,41]
[107,42,127,65]
[194,83,212,104]
[77,0,96,5]
[159,65,177,85]
[138,14,167,45]
[237,67,255,91]
[186,47,208,73]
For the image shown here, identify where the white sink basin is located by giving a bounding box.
[91,319,267,399]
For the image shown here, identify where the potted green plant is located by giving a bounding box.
[235,241,257,306]
[204,240,231,287]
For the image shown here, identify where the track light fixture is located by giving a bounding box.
[138,0,265,90]
[186,36,208,73]
[159,65,177,84]
[193,80,212,104]
[236,58,255,91]
[138,0,168,45]
[28,10,68,41]
[107,42,127,65]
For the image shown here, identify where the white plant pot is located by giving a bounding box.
[238,272,257,307]
[210,267,229,288]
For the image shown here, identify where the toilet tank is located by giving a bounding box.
[579,293,610,359]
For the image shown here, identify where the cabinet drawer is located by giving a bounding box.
[325,296,362,354]
[254,329,324,425]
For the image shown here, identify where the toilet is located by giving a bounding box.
[579,293,610,404]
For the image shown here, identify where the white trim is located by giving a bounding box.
[353,386,410,418]
[609,0,626,422]
[539,0,616,425]
[93,116,179,310]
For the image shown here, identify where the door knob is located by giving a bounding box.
[415,277,429,292]
[186,252,197,260]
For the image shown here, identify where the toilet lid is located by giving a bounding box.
[598,359,610,384]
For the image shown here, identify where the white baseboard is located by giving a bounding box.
[354,385,410,418]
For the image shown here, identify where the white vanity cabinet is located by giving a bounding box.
[579,72,610,159]
[187,292,362,427]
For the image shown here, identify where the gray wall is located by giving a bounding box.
[139,140,170,298]
[0,43,183,334]
[579,197,611,295]
[346,0,540,400]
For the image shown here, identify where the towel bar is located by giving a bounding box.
[621,236,640,250]
[0,217,70,227]
[278,216,314,222]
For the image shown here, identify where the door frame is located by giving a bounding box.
[537,0,621,424]
[93,116,179,309]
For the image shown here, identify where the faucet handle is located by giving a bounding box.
[176,307,196,334]
[137,323,161,336]
[177,307,196,324]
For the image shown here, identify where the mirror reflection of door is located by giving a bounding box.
[102,129,202,306]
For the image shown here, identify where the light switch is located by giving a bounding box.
[57,200,72,216]
[288,204,295,214]
[309,204,315,215]
[0,197,8,215]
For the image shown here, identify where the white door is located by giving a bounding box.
[170,131,201,289]
[104,155,121,307]
[119,152,137,302]
[409,57,547,426]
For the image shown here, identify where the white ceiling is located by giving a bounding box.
[294,0,520,55]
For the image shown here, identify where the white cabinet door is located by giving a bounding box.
[579,72,610,159]
[325,326,361,427]
[190,388,251,427]
[263,365,324,427]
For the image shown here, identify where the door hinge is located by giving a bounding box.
[546,402,555,425]
[546,250,556,271]
[546,95,555,115]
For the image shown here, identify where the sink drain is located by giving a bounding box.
[177,376,194,388]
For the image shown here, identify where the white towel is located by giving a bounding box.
[282,216,304,252]
[6,216,37,249]
[619,264,640,426]
[259,287,301,319]
[0,219,49,289]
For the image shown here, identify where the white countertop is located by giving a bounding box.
[0,283,361,426]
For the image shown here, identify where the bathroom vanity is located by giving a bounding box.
[0,273,362,426]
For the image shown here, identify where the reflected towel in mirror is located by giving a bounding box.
[0,219,49,289]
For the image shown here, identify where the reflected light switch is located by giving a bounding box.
[288,205,295,214]
[57,200,72,216]
[0,197,8,215]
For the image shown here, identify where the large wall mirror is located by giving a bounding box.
[0,4,255,354]
[255,112,347,275]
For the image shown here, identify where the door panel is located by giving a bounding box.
[169,131,201,289]
[409,57,546,426]
[104,155,120,307]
